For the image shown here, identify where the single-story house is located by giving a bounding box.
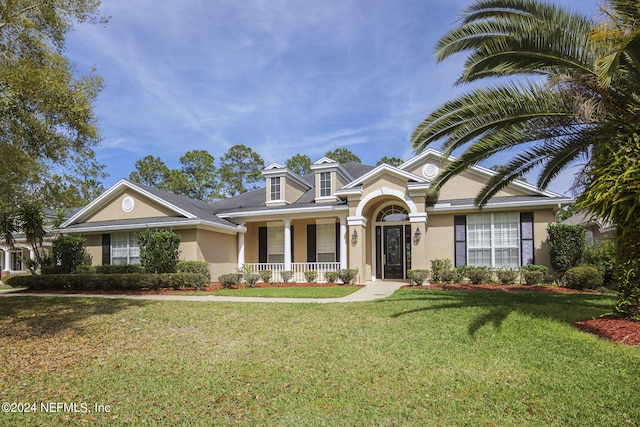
[58,148,572,282]
[561,211,615,244]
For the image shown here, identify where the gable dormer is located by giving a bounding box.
[262,163,312,206]
[310,157,354,202]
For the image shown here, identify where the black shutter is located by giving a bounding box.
[259,227,267,263]
[307,224,317,262]
[520,212,534,265]
[454,215,467,267]
[290,226,294,262]
[102,234,111,265]
[335,223,341,263]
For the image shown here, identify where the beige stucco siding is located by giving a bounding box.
[423,214,456,267]
[439,171,528,199]
[86,190,178,223]
[195,229,237,280]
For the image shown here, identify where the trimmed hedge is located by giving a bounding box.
[565,265,604,290]
[407,269,429,286]
[177,261,211,283]
[5,273,208,291]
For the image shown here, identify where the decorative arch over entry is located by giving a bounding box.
[354,187,418,218]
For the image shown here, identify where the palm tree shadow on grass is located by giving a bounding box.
[0,297,149,338]
[387,290,614,337]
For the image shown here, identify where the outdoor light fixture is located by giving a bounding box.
[413,226,422,244]
[351,229,358,245]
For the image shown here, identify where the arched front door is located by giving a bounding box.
[374,205,411,280]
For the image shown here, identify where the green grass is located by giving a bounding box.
[0,289,638,426]
[194,285,362,298]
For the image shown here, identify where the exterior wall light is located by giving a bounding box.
[413,226,421,244]
[351,229,358,245]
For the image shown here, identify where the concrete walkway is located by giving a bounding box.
[0,281,405,303]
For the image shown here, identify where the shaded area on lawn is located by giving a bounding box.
[388,289,614,338]
[0,297,148,338]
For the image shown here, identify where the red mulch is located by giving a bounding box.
[574,318,640,347]
[19,282,363,296]
[401,283,592,293]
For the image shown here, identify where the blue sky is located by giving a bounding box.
[66,0,600,196]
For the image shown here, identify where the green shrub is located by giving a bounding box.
[325,271,339,283]
[496,269,518,285]
[219,273,242,289]
[407,269,429,286]
[582,239,617,288]
[6,273,207,291]
[565,265,604,290]
[75,265,96,274]
[138,229,181,274]
[52,235,86,274]
[466,267,493,285]
[431,259,453,283]
[304,270,318,283]
[547,224,585,280]
[440,269,460,284]
[520,264,548,285]
[41,265,66,275]
[245,273,260,288]
[95,264,144,274]
[455,265,475,281]
[177,261,211,284]
[258,270,272,283]
[338,268,358,284]
[280,270,294,283]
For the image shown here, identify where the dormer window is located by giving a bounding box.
[320,172,331,197]
[270,177,281,201]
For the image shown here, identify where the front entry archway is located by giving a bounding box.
[374,205,411,280]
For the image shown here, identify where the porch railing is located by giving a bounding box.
[244,262,342,283]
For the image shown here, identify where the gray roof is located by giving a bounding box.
[432,195,569,207]
[129,181,238,228]
[209,162,374,215]
[61,216,195,231]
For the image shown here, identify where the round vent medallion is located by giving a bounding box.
[122,196,135,212]
[422,163,439,179]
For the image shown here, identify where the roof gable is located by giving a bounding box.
[341,164,428,191]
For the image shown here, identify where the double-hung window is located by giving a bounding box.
[267,226,284,263]
[316,223,336,262]
[467,213,519,267]
[270,177,281,201]
[111,232,140,265]
[320,172,331,197]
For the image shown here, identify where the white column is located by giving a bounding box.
[4,250,11,271]
[340,216,347,269]
[237,223,245,268]
[29,249,36,261]
[283,219,292,270]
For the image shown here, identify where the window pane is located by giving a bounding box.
[317,223,336,262]
[268,226,284,261]
[494,213,519,247]
[320,172,331,197]
[271,177,281,200]
[467,214,491,248]
[468,249,491,266]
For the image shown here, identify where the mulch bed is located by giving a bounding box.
[17,282,363,296]
[405,283,640,347]
[401,283,594,293]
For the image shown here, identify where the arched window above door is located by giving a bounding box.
[376,205,409,222]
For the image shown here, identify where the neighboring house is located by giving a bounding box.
[0,209,66,275]
[561,211,615,244]
[58,149,572,282]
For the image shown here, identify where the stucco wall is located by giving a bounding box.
[86,190,177,222]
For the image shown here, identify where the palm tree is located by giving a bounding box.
[412,0,640,319]
[18,204,47,272]
[0,210,17,251]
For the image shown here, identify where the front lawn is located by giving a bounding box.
[198,285,362,298]
[0,289,638,426]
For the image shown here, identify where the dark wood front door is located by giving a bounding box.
[383,225,404,279]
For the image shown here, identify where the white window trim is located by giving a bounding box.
[467,213,520,268]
